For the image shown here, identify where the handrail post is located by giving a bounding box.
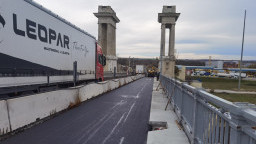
[191,89,199,144]
[180,82,186,119]
[229,103,251,144]
[229,113,244,144]
[73,61,77,86]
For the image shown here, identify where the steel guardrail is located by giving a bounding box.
[160,74,256,144]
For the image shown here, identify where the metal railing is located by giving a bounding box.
[104,71,133,79]
[160,75,256,144]
[0,68,93,77]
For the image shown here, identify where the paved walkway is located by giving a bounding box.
[206,89,256,94]
[2,78,153,144]
[244,77,256,81]
[147,78,189,144]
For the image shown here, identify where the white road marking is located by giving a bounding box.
[121,95,137,99]
[136,84,147,98]
[119,137,125,144]
[111,100,127,109]
[121,82,148,99]
[124,103,135,122]
[102,113,126,144]
[81,80,149,143]
[77,99,126,143]
[79,112,115,144]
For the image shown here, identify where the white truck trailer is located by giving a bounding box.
[136,65,144,74]
[0,0,105,95]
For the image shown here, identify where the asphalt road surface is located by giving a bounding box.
[2,77,153,144]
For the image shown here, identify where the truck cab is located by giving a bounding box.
[96,44,106,81]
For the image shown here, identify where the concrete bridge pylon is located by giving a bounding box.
[94,6,120,72]
[158,6,180,78]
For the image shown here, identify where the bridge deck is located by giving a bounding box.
[2,78,153,144]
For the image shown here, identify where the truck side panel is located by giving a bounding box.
[0,0,95,72]
[0,0,96,88]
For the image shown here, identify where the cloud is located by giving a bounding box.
[177,53,256,60]
[33,0,256,60]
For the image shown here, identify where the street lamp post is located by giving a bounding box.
[238,10,246,90]
[128,56,131,74]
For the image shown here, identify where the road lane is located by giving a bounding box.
[2,77,153,144]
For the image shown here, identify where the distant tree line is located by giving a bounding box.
[176,59,205,66]
[248,64,256,68]
[117,58,205,69]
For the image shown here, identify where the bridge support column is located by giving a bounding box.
[169,24,175,57]
[159,24,166,73]
[94,6,120,72]
[158,6,180,78]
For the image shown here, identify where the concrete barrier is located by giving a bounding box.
[0,75,144,134]
[119,78,125,86]
[7,89,78,130]
[129,76,132,82]
[131,76,136,81]
[126,77,132,83]
[98,81,109,93]
[137,74,144,79]
[0,100,10,135]
[79,83,104,102]
[109,79,120,90]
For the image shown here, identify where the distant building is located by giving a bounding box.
[205,61,223,69]
[223,61,239,68]
[243,63,251,68]
[117,64,128,73]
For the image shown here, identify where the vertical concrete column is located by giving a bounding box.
[98,23,103,48]
[159,24,166,73]
[113,24,116,56]
[168,24,175,57]
[160,24,166,57]
[106,24,113,56]
[98,23,107,55]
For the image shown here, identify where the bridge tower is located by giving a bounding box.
[94,6,120,72]
[158,6,180,78]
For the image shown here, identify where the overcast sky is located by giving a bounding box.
[33,0,256,60]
